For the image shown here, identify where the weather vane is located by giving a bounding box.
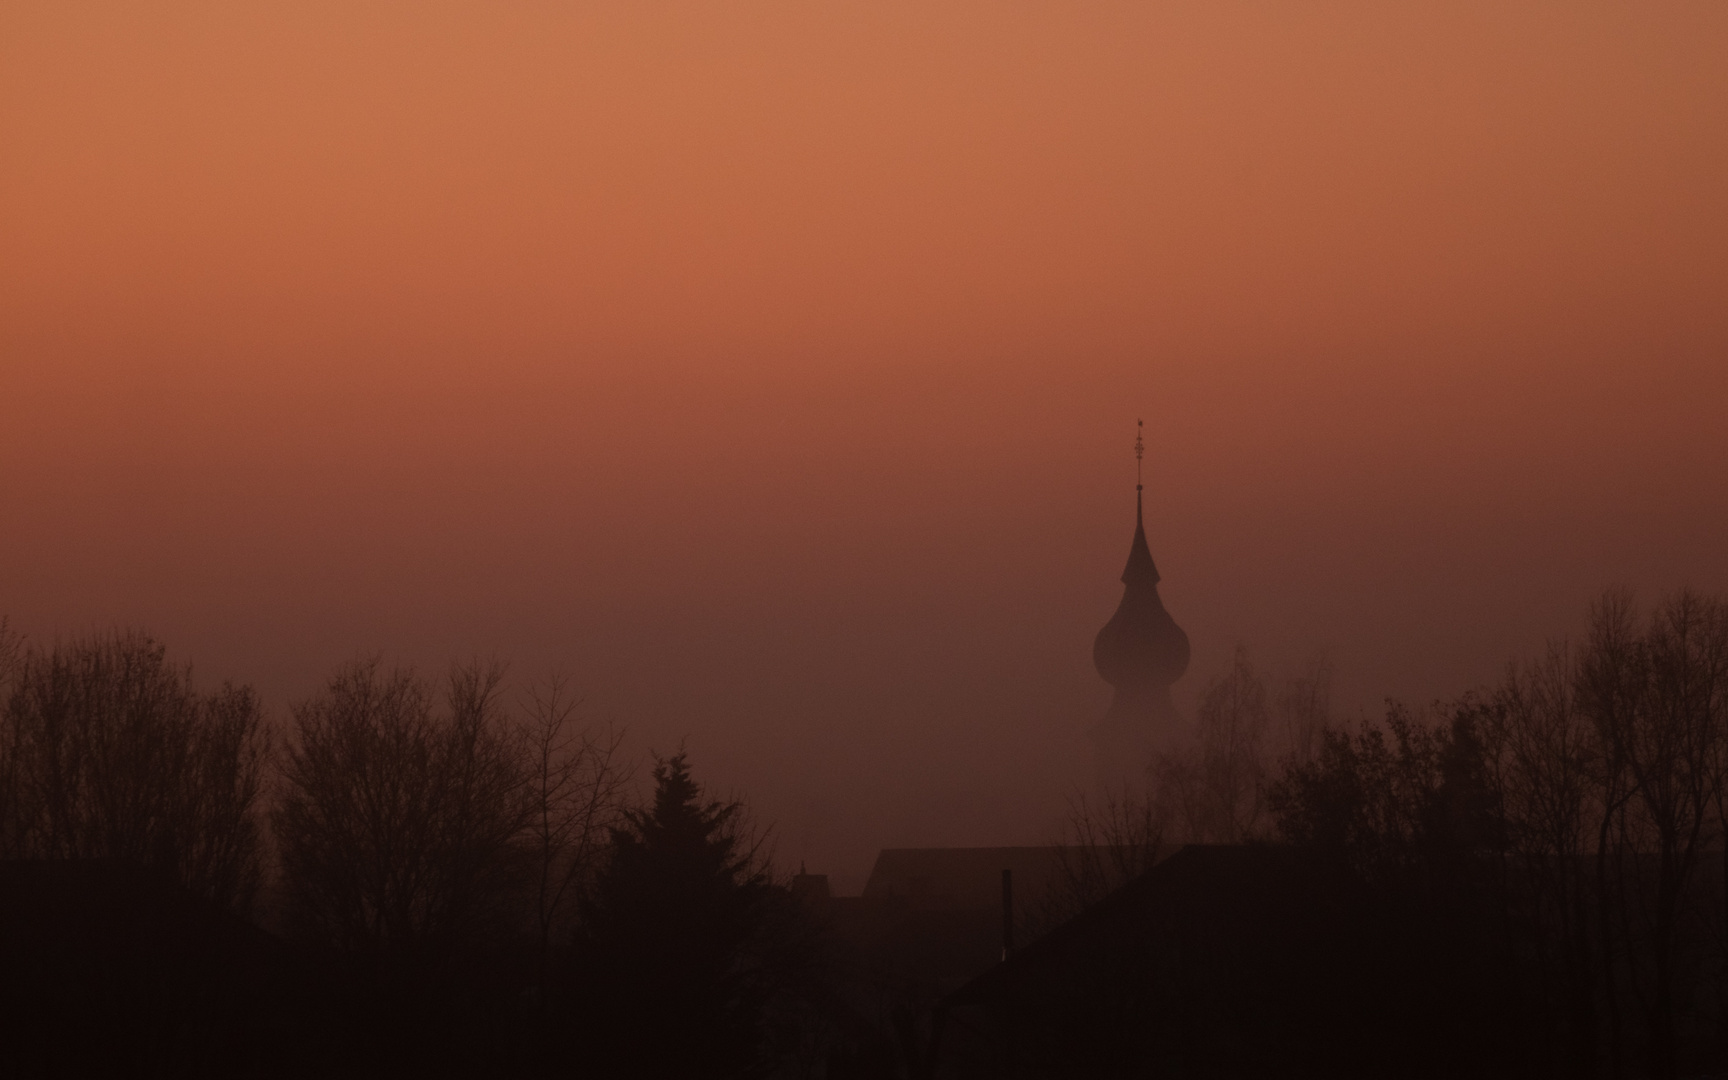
[1135,419,1144,491]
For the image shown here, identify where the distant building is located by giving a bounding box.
[860,846,1062,914]
[1091,436,1189,782]
[800,846,1073,1074]
[811,848,1061,996]
[796,440,1197,1071]
[932,845,1534,1079]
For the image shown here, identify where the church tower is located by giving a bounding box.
[1091,422,1189,778]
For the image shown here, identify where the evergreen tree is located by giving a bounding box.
[570,752,774,1078]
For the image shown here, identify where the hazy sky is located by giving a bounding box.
[3,2,1725,885]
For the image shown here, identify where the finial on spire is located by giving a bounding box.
[1135,419,1144,491]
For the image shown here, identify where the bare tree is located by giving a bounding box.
[1041,785,1165,931]
[0,618,25,859]
[1156,644,1272,843]
[0,629,268,913]
[1638,589,1728,1080]
[1483,640,1601,1068]
[1253,588,1728,1077]
[0,618,19,694]
[1576,588,1647,1079]
[272,658,534,976]
[1053,645,1291,917]
[1577,588,1728,1080]
[1277,653,1333,767]
[522,675,627,1004]
[1702,603,1728,1064]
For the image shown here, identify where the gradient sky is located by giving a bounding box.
[3,2,1725,886]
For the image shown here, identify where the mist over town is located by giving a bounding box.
[3,2,1725,1076]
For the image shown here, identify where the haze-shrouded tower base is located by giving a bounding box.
[1091,424,1189,785]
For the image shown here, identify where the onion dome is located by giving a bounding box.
[1093,485,1189,694]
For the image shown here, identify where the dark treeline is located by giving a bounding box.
[0,625,843,1078]
[2,587,1726,1078]
[0,625,268,910]
[1028,588,1728,1078]
[1266,588,1728,1079]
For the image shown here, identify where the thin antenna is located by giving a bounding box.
[1135,419,1144,491]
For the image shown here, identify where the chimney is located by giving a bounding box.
[791,861,831,906]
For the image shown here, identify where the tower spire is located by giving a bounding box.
[1135,419,1145,528]
[1092,416,1189,766]
[1135,418,1144,492]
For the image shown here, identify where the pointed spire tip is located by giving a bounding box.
[1134,419,1144,490]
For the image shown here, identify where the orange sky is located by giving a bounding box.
[3,2,1726,884]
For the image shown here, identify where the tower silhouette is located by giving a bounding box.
[1091,422,1189,781]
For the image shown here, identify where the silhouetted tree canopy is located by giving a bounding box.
[571,751,778,1079]
[3,588,1724,1079]
[1267,701,1498,889]
[0,629,267,913]
[272,659,533,979]
[1259,588,1728,1080]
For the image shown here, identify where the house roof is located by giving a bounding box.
[861,846,1065,911]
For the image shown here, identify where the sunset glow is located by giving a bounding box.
[3,1,1725,880]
